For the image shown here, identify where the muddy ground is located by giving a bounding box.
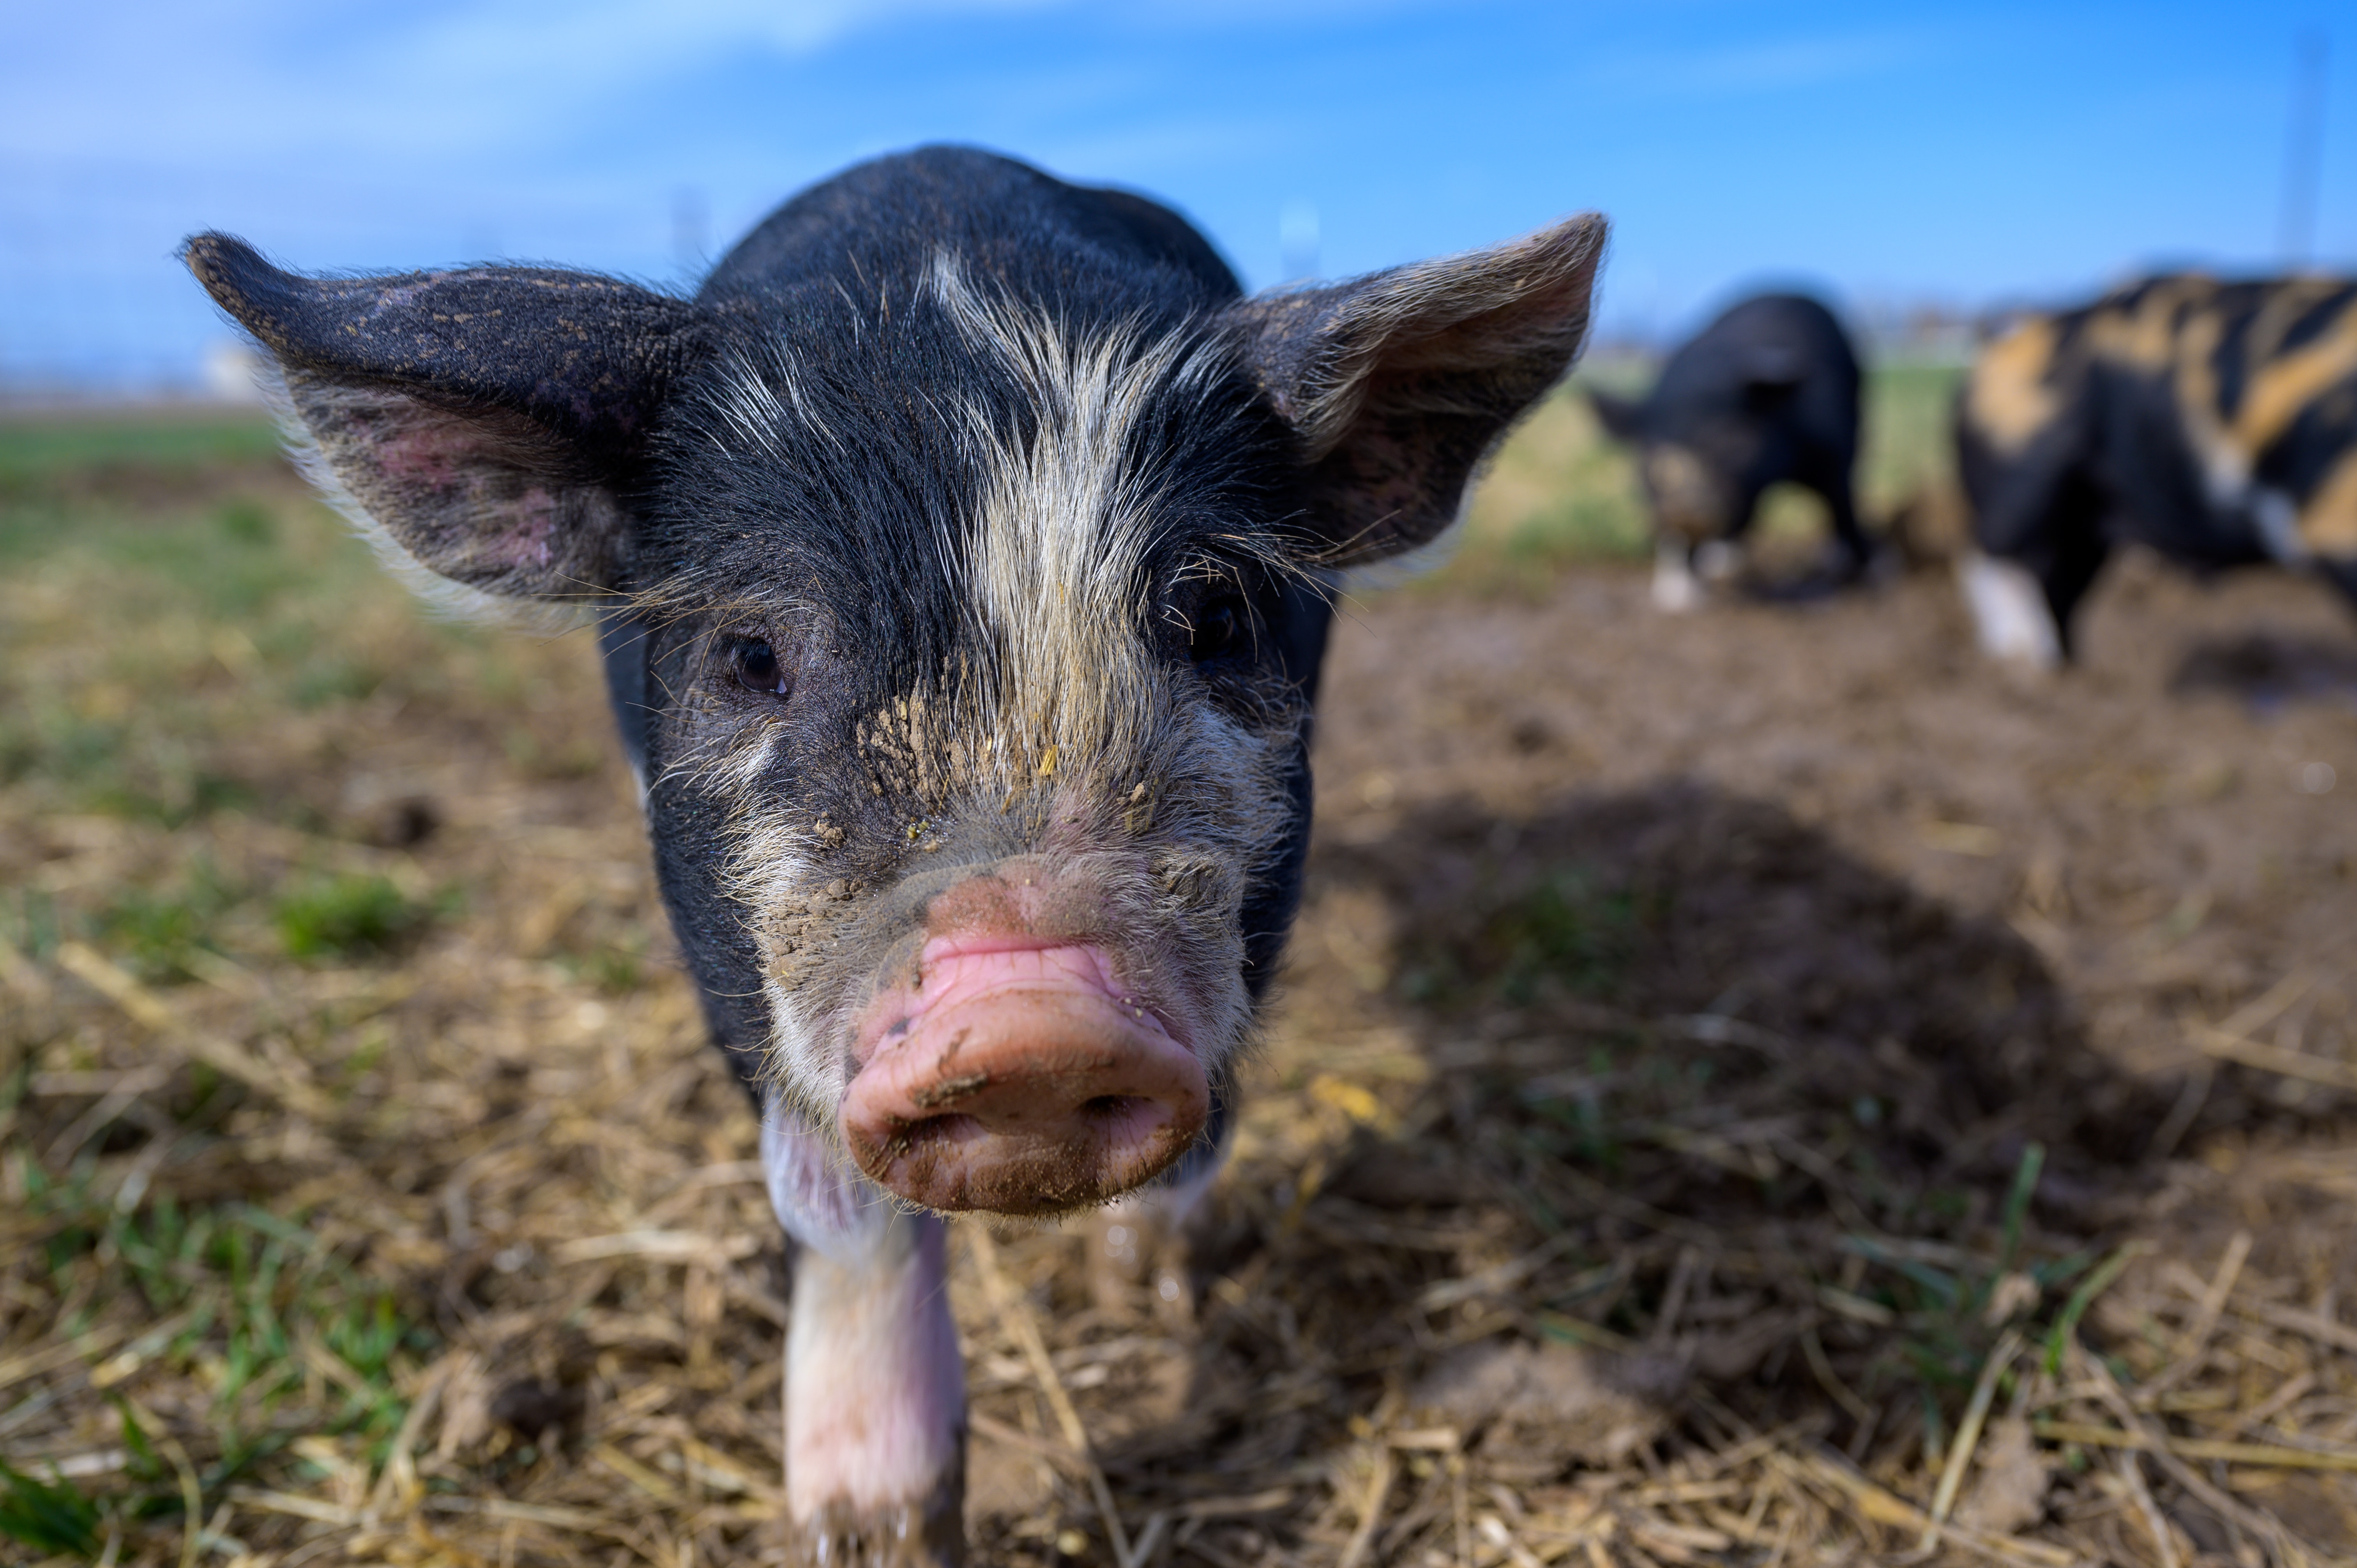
[4,438,2357,1566]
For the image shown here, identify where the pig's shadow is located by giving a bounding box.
[1307,780,2161,1168]
[1100,782,2183,1491]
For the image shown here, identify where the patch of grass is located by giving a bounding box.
[0,705,125,789]
[290,655,385,709]
[0,410,282,496]
[274,873,437,961]
[1445,380,1652,587]
[95,860,246,982]
[1861,358,1967,509]
[569,940,650,996]
[88,500,314,621]
[276,874,436,961]
[15,1173,435,1545]
[0,692,255,824]
[1734,1141,2127,1424]
[0,1459,104,1558]
[85,766,256,829]
[1487,869,1634,1004]
[212,496,276,545]
[1441,357,1968,591]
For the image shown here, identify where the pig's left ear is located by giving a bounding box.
[1225,212,1606,563]
[184,234,712,604]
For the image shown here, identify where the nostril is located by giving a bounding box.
[892,1112,980,1146]
[1081,1094,1145,1120]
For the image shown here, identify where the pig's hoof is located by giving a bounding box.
[788,1487,966,1568]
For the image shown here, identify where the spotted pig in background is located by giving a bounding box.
[1956,273,2357,666]
[186,147,1605,1567]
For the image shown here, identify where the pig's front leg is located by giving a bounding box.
[765,1118,967,1567]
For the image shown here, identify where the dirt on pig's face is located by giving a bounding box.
[631,259,1327,1215]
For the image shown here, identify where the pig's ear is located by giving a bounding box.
[184,234,711,605]
[1586,388,1646,443]
[1225,212,1606,563]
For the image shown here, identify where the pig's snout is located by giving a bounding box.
[843,941,1209,1215]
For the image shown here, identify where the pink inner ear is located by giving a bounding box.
[487,488,561,570]
[362,416,565,572]
[372,420,490,493]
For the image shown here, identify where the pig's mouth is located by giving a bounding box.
[841,938,1211,1215]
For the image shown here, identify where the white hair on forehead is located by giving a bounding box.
[924,250,1236,783]
[708,339,845,461]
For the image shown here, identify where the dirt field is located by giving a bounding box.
[4,410,2356,1567]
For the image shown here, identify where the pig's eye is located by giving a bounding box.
[731,638,792,698]
[1191,596,1247,664]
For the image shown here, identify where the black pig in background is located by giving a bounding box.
[187,147,1605,1567]
[1590,293,1870,610]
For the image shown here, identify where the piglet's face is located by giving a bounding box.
[642,279,1320,1210]
[185,165,1604,1218]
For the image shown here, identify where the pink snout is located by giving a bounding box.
[842,942,1210,1214]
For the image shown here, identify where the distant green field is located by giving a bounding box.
[0,411,515,835]
[1448,358,1965,588]
[0,408,282,493]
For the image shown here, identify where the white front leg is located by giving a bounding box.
[763,1115,966,1566]
[1956,550,2062,669]
[1652,539,1706,612]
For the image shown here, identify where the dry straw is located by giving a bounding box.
[6,463,2357,1566]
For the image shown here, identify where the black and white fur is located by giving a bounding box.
[1590,293,1869,610]
[189,146,1604,1566]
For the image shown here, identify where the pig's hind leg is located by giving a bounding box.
[1800,440,1878,585]
[1822,474,1879,582]
[765,1118,968,1566]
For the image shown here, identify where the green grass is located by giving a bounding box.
[96,860,245,983]
[0,409,283,495]
[8,1172,434,1558]
[0,1459,106,1557]
[1860,358,1967,505]
[0,415,474,1555]
[0,412,517,833]
[274,873,440,961]
[1398,861,1640,1009]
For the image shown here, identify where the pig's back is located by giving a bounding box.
[1657,293,1857,408]
[698,146,1240,310]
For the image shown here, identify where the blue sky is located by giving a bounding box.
[2,1,2349,392]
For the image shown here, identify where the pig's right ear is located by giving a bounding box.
[184,234,712,605]
[1224,212,1606,564]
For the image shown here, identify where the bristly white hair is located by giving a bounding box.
[926,248,1236,785]
[708,338,846,464]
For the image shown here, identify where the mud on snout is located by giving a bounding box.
[753,838,1256,1216]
